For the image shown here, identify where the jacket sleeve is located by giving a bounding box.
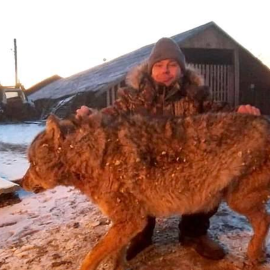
[100,87,133,116]
[202,100,234,113]
[186,85,235,113]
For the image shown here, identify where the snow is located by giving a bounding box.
[0,177,20,194]
[1,122,270,270]
[0,122,44,180]
[0,122,44,145]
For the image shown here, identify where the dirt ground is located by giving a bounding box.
[1,141,270,270]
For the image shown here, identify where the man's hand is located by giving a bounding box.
[237,105,261,115]
[76,105,92,118]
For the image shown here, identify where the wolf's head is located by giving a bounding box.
[21,112,107,193]
[21,115,77,192]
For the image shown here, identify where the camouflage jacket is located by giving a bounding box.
[102,63,231,117]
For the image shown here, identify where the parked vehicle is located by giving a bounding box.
[0,85,37,122]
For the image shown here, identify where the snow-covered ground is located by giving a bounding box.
[0,123,45,145]
[0,122,44,180]
[1,122,270,270]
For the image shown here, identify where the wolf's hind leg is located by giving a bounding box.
[226,171,270,264]
[246,211,269,263]
[229,200,269,263]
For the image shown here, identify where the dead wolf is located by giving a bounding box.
[22,112,270,270]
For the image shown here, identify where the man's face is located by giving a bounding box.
[151,59,182,86]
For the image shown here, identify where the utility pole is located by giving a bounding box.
[14,38,18,86]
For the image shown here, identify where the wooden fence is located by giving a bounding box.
[189,64,234,104]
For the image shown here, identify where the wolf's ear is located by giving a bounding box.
[46,114,63,146]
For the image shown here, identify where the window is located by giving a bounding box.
[6,91,19,99]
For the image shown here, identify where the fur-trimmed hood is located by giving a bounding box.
[102,62,231,118]
[125,62,209,102]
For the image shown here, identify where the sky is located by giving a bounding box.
[0,0,269,89]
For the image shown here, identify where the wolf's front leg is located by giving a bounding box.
[79,218,147,270]
[111,247,128,270]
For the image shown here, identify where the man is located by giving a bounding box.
[77,37,260,261]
